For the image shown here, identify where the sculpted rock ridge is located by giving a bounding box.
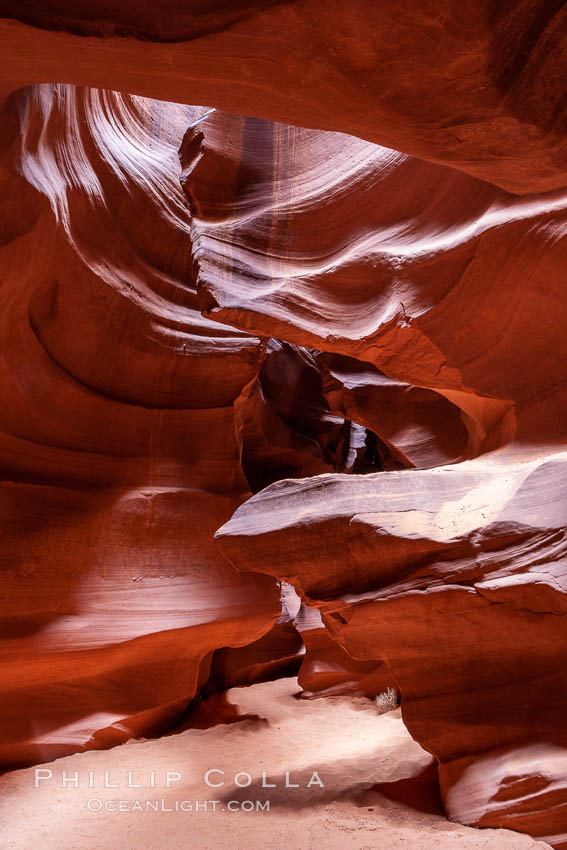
[1,4,566,848]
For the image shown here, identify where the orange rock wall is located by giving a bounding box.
[1,6,567,848]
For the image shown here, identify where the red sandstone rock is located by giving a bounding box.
[187,101,567,848]
[0,6,566,849]
[216,455,567,847]
[203,580,304,693]
[3,2,567,192]
[233,340,351,493]
[0,84,397,768]
[182,108,565,452]
[205,621,303,694]
[297,625,393,701]
[0,86,281,768]
[317,353,471,469]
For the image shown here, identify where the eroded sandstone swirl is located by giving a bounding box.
[3,1,567,192]
[1,5,567,847]
[0,84,406,767]
[0,85,283,767]
[217,456,567,847]
[182,109,567,451]
[203,113,567,848]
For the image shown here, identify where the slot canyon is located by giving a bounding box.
[0,3,566,849]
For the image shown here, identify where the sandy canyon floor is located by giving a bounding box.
[0,678,552,849]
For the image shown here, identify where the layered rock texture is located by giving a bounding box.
[1,4,567,849]
[0,85,287,767]
[3,0,567,192]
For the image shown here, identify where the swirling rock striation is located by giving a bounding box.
[3,1,567,192]
[182,109,567,453]
[192,85,567,850]
[0,84,407,767]
[0,85,282,768]
[0,7,566,849]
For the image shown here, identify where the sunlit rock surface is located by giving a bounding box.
[3,1,567,192]
[0,86,281,767]
[217,456,567,847]
[0,5,566,848]
[200,92,567,850]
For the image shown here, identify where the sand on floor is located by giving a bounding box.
[0,677,552,849]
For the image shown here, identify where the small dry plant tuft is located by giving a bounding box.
[374,687,399,715]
